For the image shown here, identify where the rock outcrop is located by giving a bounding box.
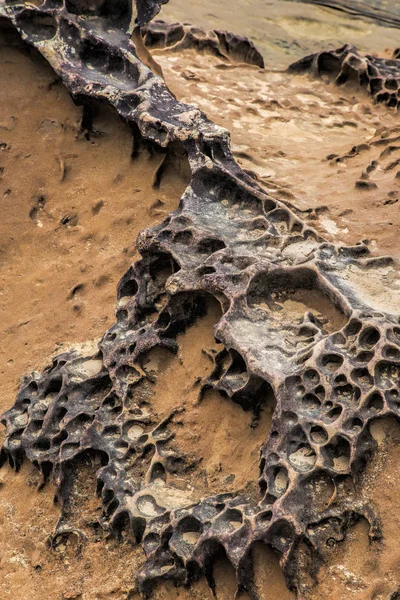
[1,1,400,598]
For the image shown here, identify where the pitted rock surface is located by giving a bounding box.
[289,43,400,109]
[1,1,400,598]
[142,19,265,67]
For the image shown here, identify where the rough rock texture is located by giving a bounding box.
[142,20,264,67]
[160,0,400,72]
[1,1,400,598]
[289,43,400,109]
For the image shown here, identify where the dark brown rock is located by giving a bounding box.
[0,2,399,598]
[289,43,400,109]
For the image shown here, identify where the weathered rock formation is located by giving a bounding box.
[143,19,264,67]
[1,1,400,598]
[289,43,400,109]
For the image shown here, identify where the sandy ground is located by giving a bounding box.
[0,28,281,600]
[158,49,400,260]
[149,35,400,600]
[0,30,187,600]
[161,0,400,70]
[2,8,400,600]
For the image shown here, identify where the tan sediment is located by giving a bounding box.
[0,34,188,414]
[155,48,400,275]
[3,8,400,600]
[310,417,400,599]
[161,0,400,70]
[142,296,274,498]
[0,34,185,600]
[0,32,278,600]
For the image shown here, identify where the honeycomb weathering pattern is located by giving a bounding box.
[142,19,265,68]
[1,1,400,597]
[289,43,400,108]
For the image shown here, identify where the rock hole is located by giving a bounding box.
[365,391,384,412]
[383,346,400,361]
[273,466,289,496]
[248,267,347,335]
[323,436,351,471]
[344,417,363,433]
[321,354,344,373]
[344,319,362,337]
[302,393,321,410]
[197,237,226,254]
[352,367,373,387]
[318,52,341,76]
[150,462,166,483]
[118,273,138,300]
[359,326,380,348]
[16,10,57,42]
[325,405,343,421]
[173,230,193,245]
[44,376,63,397]
[304,369,320,386]
[289,443,316,471]
[310,425,328,443]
